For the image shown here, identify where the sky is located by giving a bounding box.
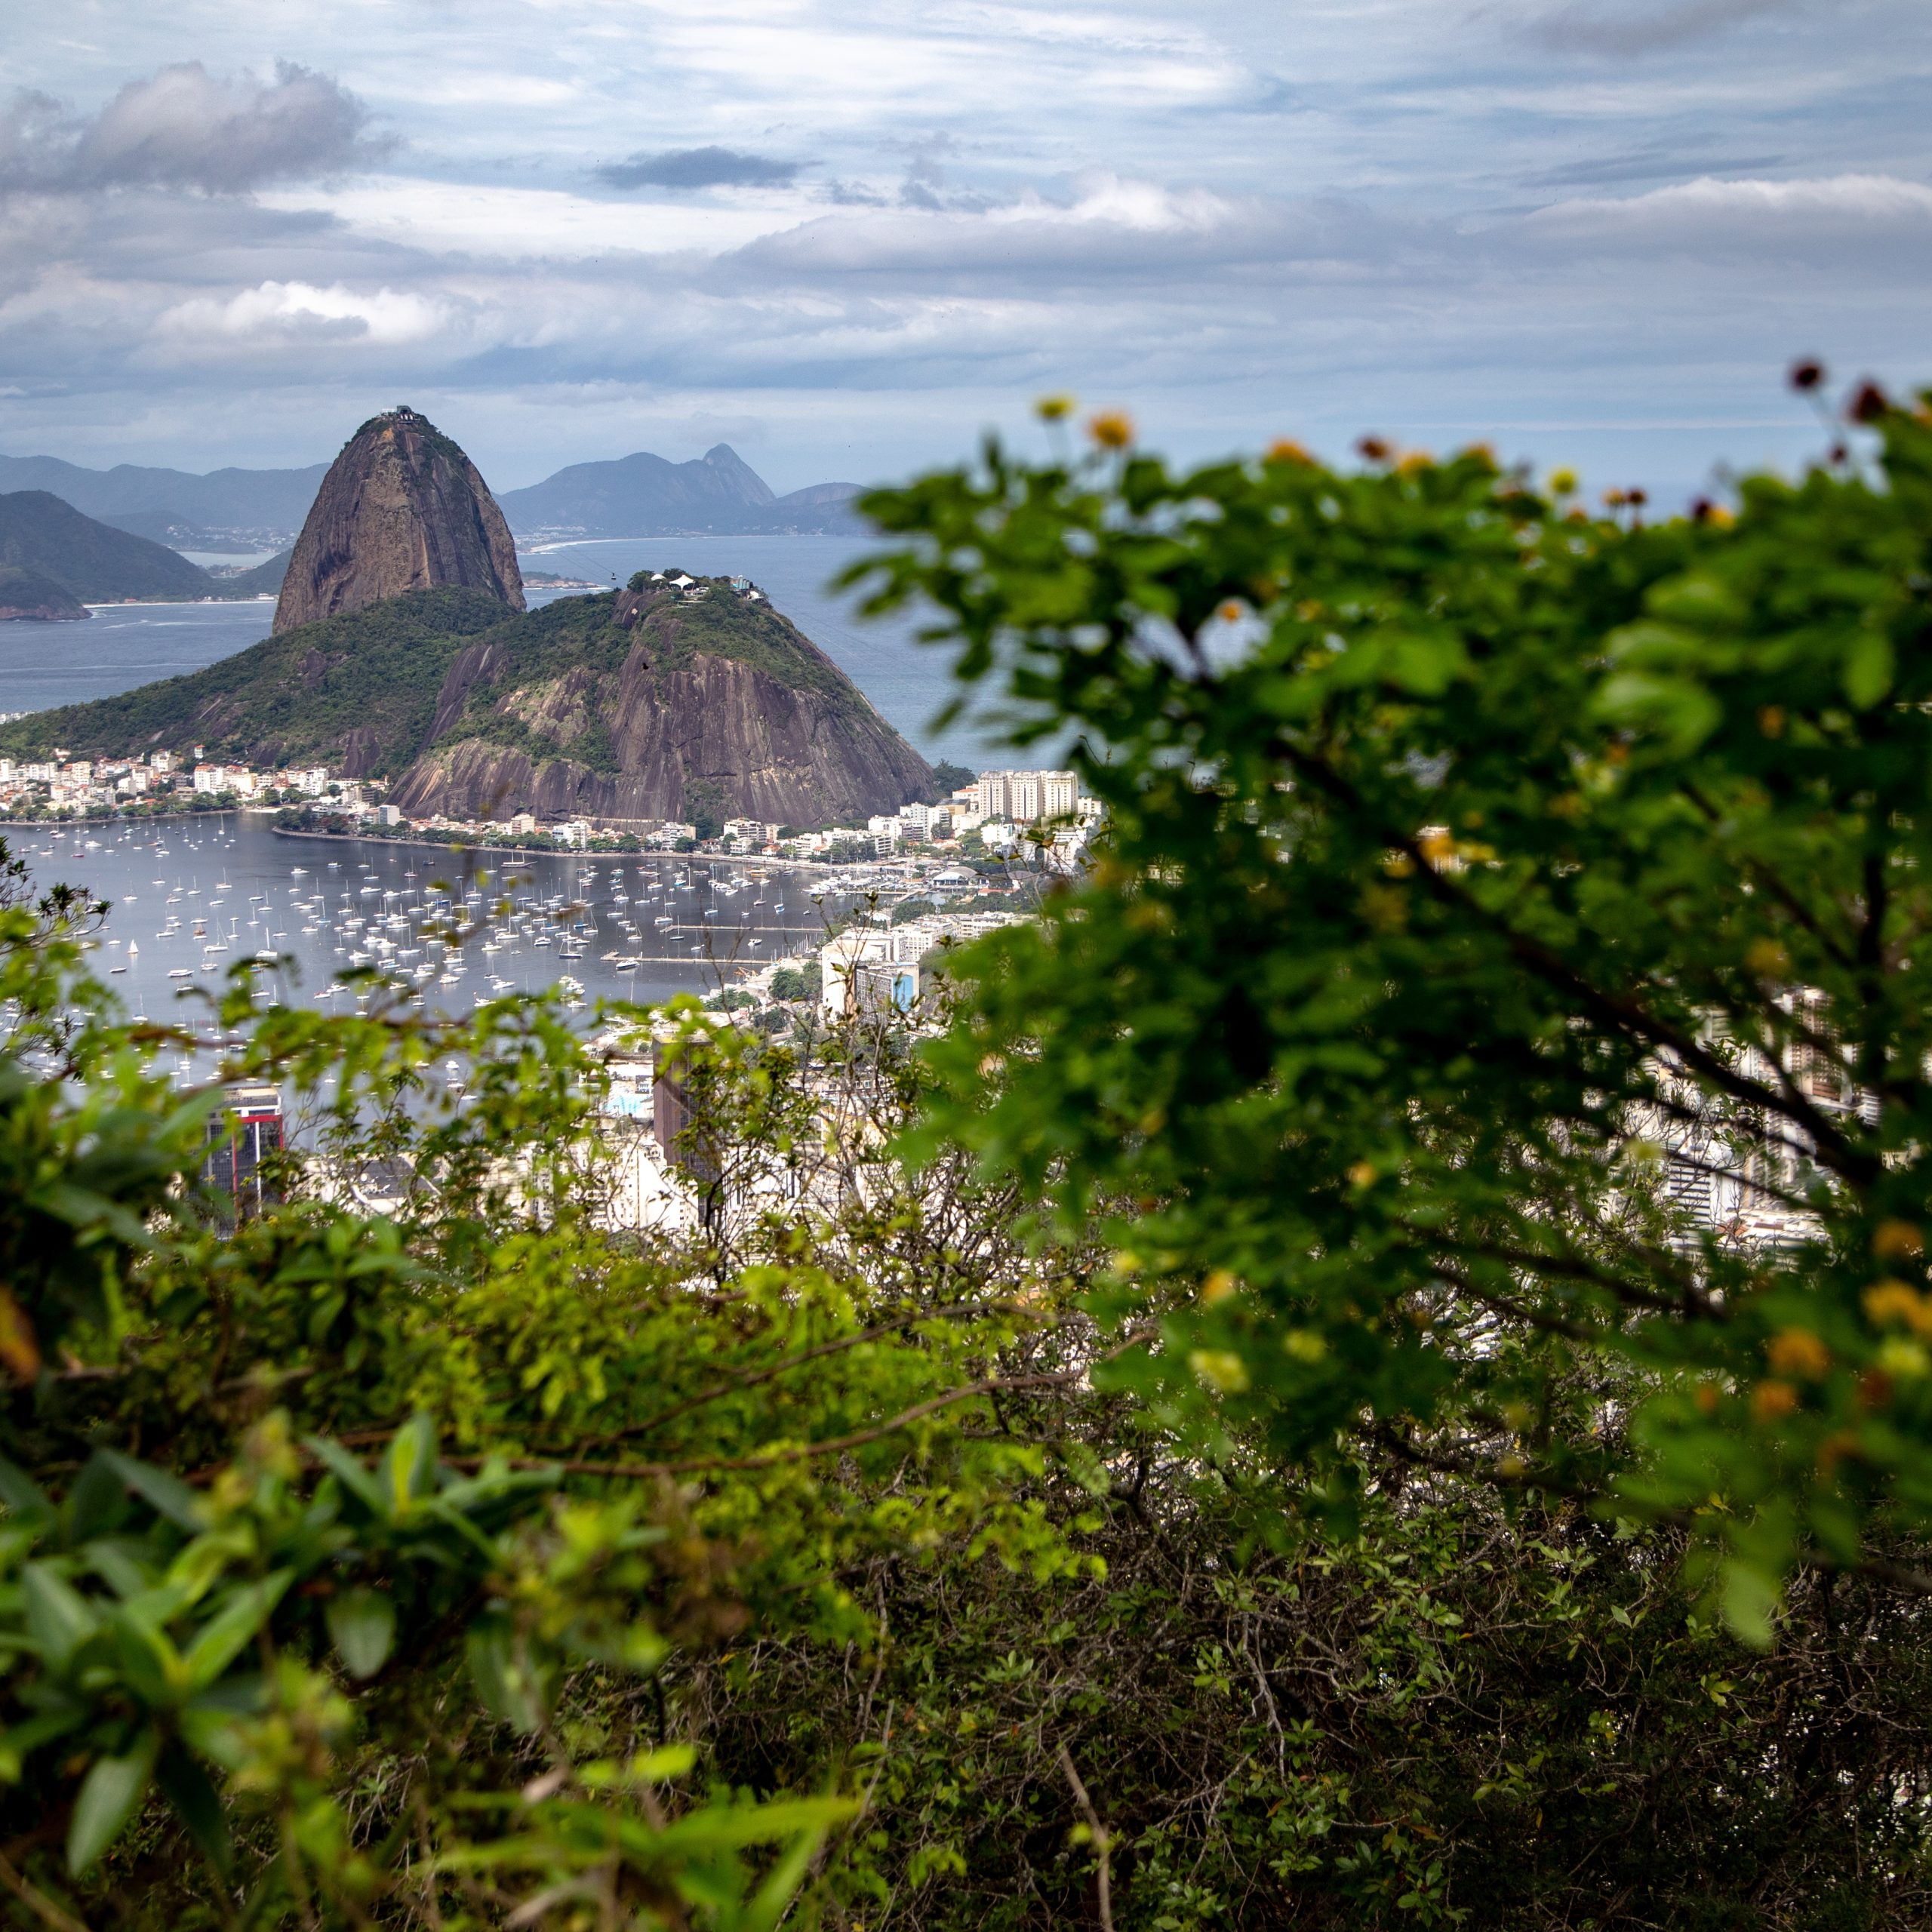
[1,0,1927,503]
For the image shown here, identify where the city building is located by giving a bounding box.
[202,1084,285,1220]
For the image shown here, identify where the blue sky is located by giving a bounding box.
[2,0,1927,503]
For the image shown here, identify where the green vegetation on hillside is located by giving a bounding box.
[426,581,884,773]
[621,577,869,711]
[0,563,88,620]
[0,586,505,773]
[0,489,213,601]
[0,577,913,795]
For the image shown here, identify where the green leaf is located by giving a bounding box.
[741,1820,833,1932]
[326,1587,396,1679]
[305,1436,390,1518]
[0,1454,54,1523]
[1718,1559,1780,1651]
[383,1413,439,1514]
[468,1612,551,1734]
[185,1571,294,1690]
[98,1451,204,1533]
[156,1743,232,1878]
[23,1563,100,1670]
[1842,629,1894,708]
[66,1730,159,1874]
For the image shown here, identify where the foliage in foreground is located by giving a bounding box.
[855,380,1932,1635]
[8,382,1932,1927]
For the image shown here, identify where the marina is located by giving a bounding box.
[22,812,860,1025]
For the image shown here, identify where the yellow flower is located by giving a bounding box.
[1878,1336,1930,1378]
[1189,1348,1250,1393]
[1088,411,1134,450]
[1874,1220,1924,1260]
[1751,1380,1800,1423]
[1035,393,1076,422]
[1549,468,1578,497]
[1346,1161,1377,1189]
[1863,1279,1932,1336]
[1268,438,1315,466]
[1765,1328,1830,1380]
[1201,1269,1239,1304]
[1282,1328,1327,1363]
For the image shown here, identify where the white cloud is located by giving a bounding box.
[258,178,792,260]
[0,0,1928,506]
[155,279,450,346]
[1513,172,1932,249]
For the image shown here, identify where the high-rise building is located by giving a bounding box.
[202,1084,285,1220]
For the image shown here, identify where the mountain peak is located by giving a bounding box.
[274,410,524,635]
[699,443,778,506]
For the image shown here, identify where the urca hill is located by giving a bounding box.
[0,573,935,828]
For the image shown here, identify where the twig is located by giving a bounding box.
[1057,1744,1115,1932]
[0,1850,94,1932]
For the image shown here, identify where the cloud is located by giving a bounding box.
[1522,143,1786,189]
[155,279,449,347]
[1527,0,1796,55]
[0,61,389,195]
[596,146,801,191]
[1512,172,1932,252]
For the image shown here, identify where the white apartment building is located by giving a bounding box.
[195,763,275,798]
[968,770,1078,822]
[820,927,927,1017]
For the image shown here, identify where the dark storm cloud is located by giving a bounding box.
[0,61,390,195]
[595,146,801,191]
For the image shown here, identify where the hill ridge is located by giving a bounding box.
[0,579,931,829]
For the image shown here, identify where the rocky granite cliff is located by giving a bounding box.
[272,408,524,635]
[0,577,934,829]
[389,575,931,826]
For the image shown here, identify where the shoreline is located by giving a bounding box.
[267,823,855,874]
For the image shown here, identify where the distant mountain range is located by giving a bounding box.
[0,443,865,552]
[0,455,327,545]
[496,445,864,539]
[0,491,285,607]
